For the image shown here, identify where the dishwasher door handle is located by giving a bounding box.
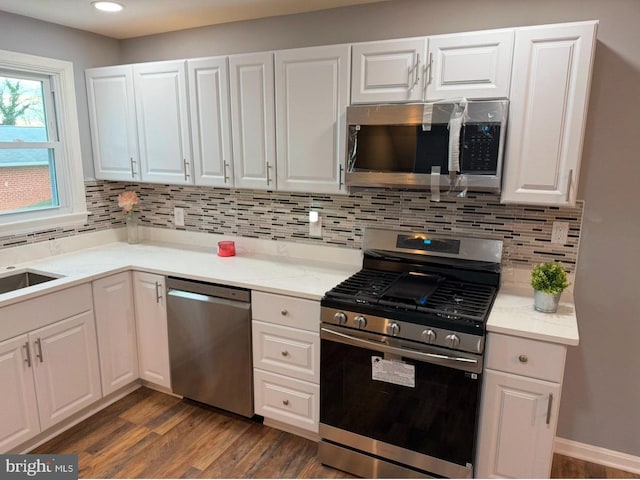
[167,288,250,309]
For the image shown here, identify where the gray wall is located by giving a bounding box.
[1,0,638,458]
[0,11,120,178]
[120,0,640,457]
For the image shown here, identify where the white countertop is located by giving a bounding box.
[0,227,579,346]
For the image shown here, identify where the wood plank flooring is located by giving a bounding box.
[32,387,638,479]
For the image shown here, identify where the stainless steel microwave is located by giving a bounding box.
[345,100,509,193]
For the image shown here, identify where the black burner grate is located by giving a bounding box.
[324,269,496,323]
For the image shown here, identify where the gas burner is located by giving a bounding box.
[437,303,464,320]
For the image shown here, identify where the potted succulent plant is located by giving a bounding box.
[530,262,569,313]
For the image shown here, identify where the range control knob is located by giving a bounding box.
[333,312,348,325]
[354,315,367,329]
[386,322,400,336]
[445,333,460,349]
[422,329,437,344]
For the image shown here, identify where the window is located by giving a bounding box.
[0,49,87,236]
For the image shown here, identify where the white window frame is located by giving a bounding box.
[0,49,88,236]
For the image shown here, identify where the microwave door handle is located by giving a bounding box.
[321,327,480,372]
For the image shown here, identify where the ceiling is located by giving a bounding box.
[0,0,391,40]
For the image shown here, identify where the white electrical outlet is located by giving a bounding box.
[551,221,569,244]
[174,207,185,227]
[309,211,322,238]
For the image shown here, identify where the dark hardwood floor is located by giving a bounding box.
[32,387,638,479]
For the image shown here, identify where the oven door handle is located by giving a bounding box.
[321,327,481,373]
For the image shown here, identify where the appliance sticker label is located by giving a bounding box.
[371,356,415,388]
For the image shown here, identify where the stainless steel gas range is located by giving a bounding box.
[318,228,502,479]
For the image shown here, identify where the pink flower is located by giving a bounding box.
[118,191,139,213]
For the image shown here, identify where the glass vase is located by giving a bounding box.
[126,213,140,244]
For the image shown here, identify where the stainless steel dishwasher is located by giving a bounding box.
[166,276,253,417]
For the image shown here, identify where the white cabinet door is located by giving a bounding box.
[501,21,597,206]
[93,272,139,396]
[351,38,427,104]
[476,369,561,478]
[86,65,140,181]
[31,311,102,431]
[229,52,277,190]
[133,272,171,389]
[0,334,40,452]
[188,56,233,188]
[425,29,514,100]
[134,60,193,184]
[275,44,350,194]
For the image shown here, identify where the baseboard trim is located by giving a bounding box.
[555,437,640,475]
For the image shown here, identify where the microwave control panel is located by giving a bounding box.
[460,123,501,174]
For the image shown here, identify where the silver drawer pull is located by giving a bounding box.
[546,394,553,425]
[23,342,32,367]
[155,281,163,303]
[281,309,288,316]
[281,350,289,357]
[518,354,528,364]
[282,399,289,406]
[35,338,44,363]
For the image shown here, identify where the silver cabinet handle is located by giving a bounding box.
[339,164,344,190]
[23,342,32,367]
[183,159,190,181]
[155,281,163,303]
[223,161,230,183]
[34,338,44,363]
[518,354,528,364]
[412,53,421,87]
[565,169,573,202]
[546,393,554,425]
[266,161,272,186]
[130,157,136,178]
[426,52,433,85]
[282,399,290,406]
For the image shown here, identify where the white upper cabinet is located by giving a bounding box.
[133,60,193,185]
[351,38,427,104]
[229,52,277,190]
[187,56,233,188]
[86,66,140,181]
[275,44,350,194]
[501,21,597,206]
[425,29,514,100]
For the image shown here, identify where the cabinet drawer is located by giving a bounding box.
[252,291,320,332]
[253,320,319,383]
[253,369,319,433]
[485,333,567,383]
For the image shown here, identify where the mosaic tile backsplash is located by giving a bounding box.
[1,180,583,272]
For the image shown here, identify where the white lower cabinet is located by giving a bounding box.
[0,334,40,451]
[132,272,171,389]
[251,291,321,434]
[93,272,139,395]
[476,333,567,478]
[0,284,101,452]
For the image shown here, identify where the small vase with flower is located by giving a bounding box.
[118,191,140,244]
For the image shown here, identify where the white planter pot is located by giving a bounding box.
[533,290,561,313]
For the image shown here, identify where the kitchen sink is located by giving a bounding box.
[0,271,59,295]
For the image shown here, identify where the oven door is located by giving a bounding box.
[319,325,482,478]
